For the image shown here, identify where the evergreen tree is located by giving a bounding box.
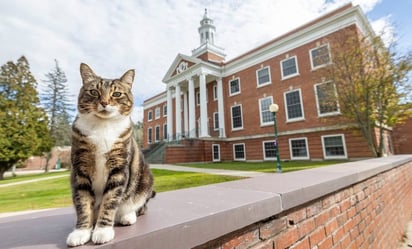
[41,59,73,147]
[0,56,53,180]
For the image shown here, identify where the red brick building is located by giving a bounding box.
[142,4,393,163]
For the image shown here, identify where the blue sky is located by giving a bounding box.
[1,0,410,122]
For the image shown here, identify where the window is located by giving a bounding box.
[163,104,167,117]
[310,44,331,69]
[233,143,246,160]
[259,96,274,126]
[213,84,218,100]
[284,89,304,121]
[289,138,309,160]
[263,141,277,160]
[147,128,153,144]
[256,66,271,87]
[213,112,219,130]
[155,107,160,120]
[196,91,200,105]
[231,105,243,130]
[281,56,298,79]
[147,110,153,121]
[229,78,241,96]
[315,82,340,116]
[155,126,160,142]
[163,123,167,140]
[212,144,220,162]
[322,134,347,159]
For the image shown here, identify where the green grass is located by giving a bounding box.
[179,160,348,173]
[0,171,69,185]
[0,169,242,213]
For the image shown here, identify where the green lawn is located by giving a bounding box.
[0,169,242,213]
[179,160,348,173]
[0,171,69,185]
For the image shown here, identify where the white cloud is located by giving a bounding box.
[0,0,393,122]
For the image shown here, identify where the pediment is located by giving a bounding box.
[162,54,202,83]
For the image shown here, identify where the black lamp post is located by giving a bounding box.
[269,103,282,173]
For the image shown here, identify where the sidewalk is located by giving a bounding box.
[150,164,270,178]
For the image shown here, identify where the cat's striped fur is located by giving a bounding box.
[66,63,155,247]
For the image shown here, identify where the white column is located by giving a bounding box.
[166,88,173,141]
[188,78,196,138]
[183,90,188,137]
[199,73,209,137]
[175,84,182,139]
[217,77,226,138]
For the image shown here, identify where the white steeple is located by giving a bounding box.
[199,9,215,45]
[192,9,226,61]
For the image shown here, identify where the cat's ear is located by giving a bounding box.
[120,69,135,86]
[80,63,97,85]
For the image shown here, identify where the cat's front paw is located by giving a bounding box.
[66,228,92,247]
[92,226,115,244]
[119,212,137,225]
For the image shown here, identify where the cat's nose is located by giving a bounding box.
[101,101,108,107]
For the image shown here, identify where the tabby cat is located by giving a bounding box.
[66,63,155,247]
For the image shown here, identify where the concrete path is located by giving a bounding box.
[150,164,270,178]
[0,174,69,188]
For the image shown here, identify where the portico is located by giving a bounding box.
[165,69,226,141]
[163,9,226,141]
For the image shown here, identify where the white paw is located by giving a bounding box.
[119,212,137,225]
[92,226,115,244]
[66,228,92,247]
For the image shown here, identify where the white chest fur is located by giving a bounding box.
[75,114,131,202]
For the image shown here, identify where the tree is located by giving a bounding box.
[0,56,53,180]
[316,27,412,157]
[41,59,73,147]
[133,121,144,148]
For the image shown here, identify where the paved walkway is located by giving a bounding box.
[150,164,269,178]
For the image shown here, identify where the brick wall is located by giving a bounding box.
[393,117,412,154]
[194,160,412,249]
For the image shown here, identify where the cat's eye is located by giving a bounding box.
[89,90,99,96]
[112,92,122,97]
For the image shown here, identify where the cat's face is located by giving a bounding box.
[78,63,134,119]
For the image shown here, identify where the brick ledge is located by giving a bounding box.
[0,155,411,249]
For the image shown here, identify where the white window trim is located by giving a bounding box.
[283,89,305,122]
[163,123,167,140]
[147,110,153,122]
[309,43,331,70]
[155,107,161,120]
[259,96,274,127]
[289,137,310,160]
[213,84,218,101]
[213,112,219,131]
[262,140,276,160]
[147,127,153,144]
[314,81,341,117]
[231,104,244,131]
[280,56,299,80]
[229,77,241,96]
[256,66,272,88]
[233,143,246,161]
[154,125,160,142]
[321,134,348,159]
[212,144,221,162]
[196,91,200,106]
[163,104,167,117]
